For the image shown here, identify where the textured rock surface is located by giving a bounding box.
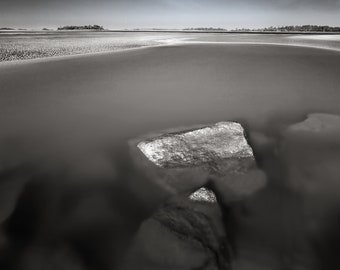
[189,187,217,203]
[137,122,253,169]
[120,192,230,270]
[130,121,266,201]
[123,122,269,269]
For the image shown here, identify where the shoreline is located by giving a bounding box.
[1,40,340,66]
[2,29,340,35]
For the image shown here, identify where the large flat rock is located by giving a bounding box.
[130,122,266,202]
[137,122,253,169]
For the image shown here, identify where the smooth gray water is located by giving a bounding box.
[1,40,340,269]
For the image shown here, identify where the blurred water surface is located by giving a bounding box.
[1,35,340,269]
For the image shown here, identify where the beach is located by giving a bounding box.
[1,31,340,62]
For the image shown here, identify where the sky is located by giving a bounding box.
[1,0,340,29]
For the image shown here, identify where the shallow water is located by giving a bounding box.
[1,41,340,269]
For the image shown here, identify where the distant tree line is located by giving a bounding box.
[184,27,226,31]
[258,25,340,32]
[183,25,340,32]
[233,25,340,32]
[57,25,104,30]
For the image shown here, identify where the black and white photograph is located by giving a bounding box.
[1,1,340,269]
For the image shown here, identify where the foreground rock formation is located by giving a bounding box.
[136,122,253,169]
[124,122,267,269]
[130,121,266,201]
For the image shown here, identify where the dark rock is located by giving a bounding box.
[120,190,230,270]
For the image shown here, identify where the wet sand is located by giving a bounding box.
[1,43,340,269]
[1,31,340,62]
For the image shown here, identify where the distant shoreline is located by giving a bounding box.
[105,30,340,35]
[1,29,340,35]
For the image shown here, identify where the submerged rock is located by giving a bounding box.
[287,113,340,136]
[281,114,340,267]
[120,190,230,270]
[124,122,268,269]
[283,113,340,196]
[130,121,266,201]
